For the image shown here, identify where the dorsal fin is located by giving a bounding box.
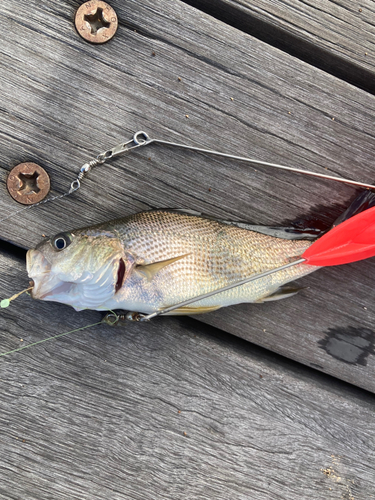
[158,209,321,240]
[219,221,321,240]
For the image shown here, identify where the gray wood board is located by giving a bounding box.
[184,0,375,93]
[1,0,375,391]
[0,251,375,500]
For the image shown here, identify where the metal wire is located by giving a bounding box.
[139,258,306,321]
[2,128,374,224]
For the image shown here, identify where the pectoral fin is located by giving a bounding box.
[136,254,190,281]
[256,285,305,303]
[162,305,221,315]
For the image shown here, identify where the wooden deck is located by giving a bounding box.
[1,0,375,498]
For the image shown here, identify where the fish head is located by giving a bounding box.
[26,228,132,310]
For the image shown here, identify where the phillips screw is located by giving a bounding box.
[7,163,50,205]
[75,1,118,44]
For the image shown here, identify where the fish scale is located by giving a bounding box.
[102,210,316,312]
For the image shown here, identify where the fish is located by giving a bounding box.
[26,192,375,316]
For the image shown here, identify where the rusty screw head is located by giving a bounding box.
[7,163,50,205]
[75,1,118,44]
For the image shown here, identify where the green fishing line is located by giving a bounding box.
[0,303,121,357]
[0,320,104,357]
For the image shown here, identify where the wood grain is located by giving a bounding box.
[184,0,375,93]
[1,0,375,390]
[0,250,374,500]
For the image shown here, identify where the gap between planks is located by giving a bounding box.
[182,0,375,94]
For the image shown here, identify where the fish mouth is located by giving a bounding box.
[26,249,73,300]
[26,249,123,310]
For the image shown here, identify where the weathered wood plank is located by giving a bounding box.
[184,0,375,93]
[197,258,375,393]
[0,250,374,500]
[1,0,375,390]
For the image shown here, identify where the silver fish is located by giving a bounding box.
[26,209,320,315]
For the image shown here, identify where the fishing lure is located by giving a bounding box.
[21,131,375,321]
[2,130,375,356]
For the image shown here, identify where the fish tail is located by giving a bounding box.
[333,190,375,227]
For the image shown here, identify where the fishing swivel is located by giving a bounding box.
[101,310,148,325]
[102,131,152,159]
[69,131,152,194]
[75,128,375,191]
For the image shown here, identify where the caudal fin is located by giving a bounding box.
[333,190,375,227]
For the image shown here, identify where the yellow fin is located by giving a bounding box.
[163,305,221,316]
[255,285,303,303]
[136,254,190,281]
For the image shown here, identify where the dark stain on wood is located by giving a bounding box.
[319,326,375,366]
[283,200,348,233]
[281,189,365,233]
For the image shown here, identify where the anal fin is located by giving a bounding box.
[162,305,221,316]
[256,285,305,303]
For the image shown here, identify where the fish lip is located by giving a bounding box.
[26,249,37,276]
[26,249,59,300]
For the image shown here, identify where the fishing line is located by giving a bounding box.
[0,320,103,357]
[0,189,78,224]
[1,287,33,308]
[0,275,121,356]
[0,311,120,357]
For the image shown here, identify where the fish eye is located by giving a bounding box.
[52,232,73,251]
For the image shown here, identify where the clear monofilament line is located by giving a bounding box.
[0,189,77,224]
[0,310,121,357]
